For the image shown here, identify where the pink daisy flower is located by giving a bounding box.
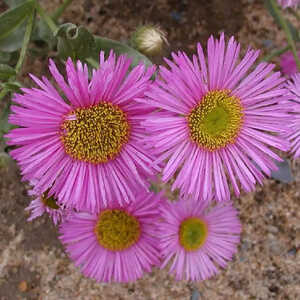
[6,51,158,212]
[285,73,300,157]
[59,190,162,283]
[144,34,290,203]
[280,51,300,76]
[277,0,299,8]
[26,187,68,225]
[158,197,241,281]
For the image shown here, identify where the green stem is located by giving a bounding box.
[35,1,58,33]
[15,10,35,75]
[0,88,8,101]
[269,0,300,71]
[86,57,99,69]
[261,45,290,62]
[52,0,74,21]
[289,7,300,21]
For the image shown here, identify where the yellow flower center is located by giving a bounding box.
[61,102,130,164]
[179,217,208,251]
[94,209,141,251]
[187,90,243,151]
[41,190,59,210]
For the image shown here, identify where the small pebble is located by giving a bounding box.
[18,280,27,292]
[191,289,201,300]
[267,225,279,234]
[287,247,297,256]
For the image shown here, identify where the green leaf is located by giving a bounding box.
[4,0,27,8]
[93,36,152,68]
[0,0,35,52]
[0,152,11,169]
[2,81,22,92]
[35,20,55,45]
[0,64,16,80]
[0,25,26,52]
[0,0,35,41]
[55,23,95,61]
[0,51,11,63]
[0,102,13,140]
[31,17,56,49]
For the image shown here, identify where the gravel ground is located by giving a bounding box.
[0,0,299,299]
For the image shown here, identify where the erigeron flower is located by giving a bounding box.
[158,197,241,281]
[6,51,158,212]
[144,33,290,203]
[59,189,163,282]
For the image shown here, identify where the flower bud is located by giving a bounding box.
[131,25,168,57]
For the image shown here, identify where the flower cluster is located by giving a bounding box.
[6,34,297,283]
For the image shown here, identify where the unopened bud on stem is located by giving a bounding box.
[131,25,168,57]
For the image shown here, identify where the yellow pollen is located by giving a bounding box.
[187,90,243,151]
[179,217,208,251]
[41,190,59,210]
[61,102,130,164]
[94,209,141,251]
